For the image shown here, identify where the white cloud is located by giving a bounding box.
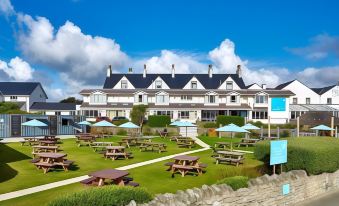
[0,0,15,17]
[0,57,34,81]
[17,14,129,84]
[296,66,339,87]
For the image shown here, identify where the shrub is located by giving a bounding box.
[112,119,129,126]
[203,122,218,128]
[148,115,171,127]
[48,186,153,206]
[216,176,249,190]
[142,124,153,136]
[116,129,127,136]
[280,130,290,138]
[216,115,244,127]
[254,137,339,175]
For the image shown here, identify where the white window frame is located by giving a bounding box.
[226,81,233,90]
[292,98,298,104]
[121,80,128,89]
[155,80,162,89]
[327,98,332,104]
[208,95,215,103]
[10,96,18,101]
[255,95,267,104]
[191,81,197,89]
[306,98,311,105]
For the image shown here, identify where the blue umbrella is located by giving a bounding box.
[173,121,196,137]
[119,122,140,129]
[22,119,48,137]
[216,123,249,151]
[242,123,260,130]
[92,120,116,127]
[170,121,181,126]
[310,124,334,131]
[77,121,92,126]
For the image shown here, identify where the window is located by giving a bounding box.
[156,95,168,103]
[90,94,106,104]
[191,81,197,89]
[55,111,61,115]
[179,111,190,119]
[255,95,267,104]
[327,98,332,104]
[121,80,128,89]
[155,80,162,89]
[83,110,99,117]
[62,118,70,126]
[10,96,17,101]
[252,110,268,119]
[306,98,311,104]
[208,95,215,103]
[181,95,192,101]
[230,95,237,103]
[138,95,143,103]
[226,81,233,90]
[292,98,298,104]
[155,111,173,118]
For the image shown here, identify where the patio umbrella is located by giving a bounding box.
[242,123,260,139]
[22,119,48,137]
[216,123,250,151]
[170,121,181,126]
[77,121,92,133]
[174,121,196,137]
[311,124,334,136]
[119,122,140,136]
[92,120,116,136]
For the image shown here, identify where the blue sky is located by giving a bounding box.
[0,0,339,100]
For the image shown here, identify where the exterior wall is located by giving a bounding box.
[218,76,241,90]
[268,97,290,124]
[134,170,339,206]
[183,77,205,89]
[320,85,339,104]
[147,77,170,89]
[29,85,48,109]
[247,84,263,90]
[283,80,319,104]
[113,76,135,89]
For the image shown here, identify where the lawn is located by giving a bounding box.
[0,136,193,194]
[0,136,264,206]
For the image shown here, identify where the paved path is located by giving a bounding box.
[0,147,210,201]
[297,189,339,206]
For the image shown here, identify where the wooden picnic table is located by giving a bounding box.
[176,138,196,148]
[104,146,131,160]
[159,131,168,138]
[33,153,73,173]
[77,136,96,147]
[32,145,59,156]
[118,137,138,148]
[237,138,260,147]
[90,142,114,152]
[214,142,230,149]
[168,155,206,177]
[89,169,129,186]
[139,142,167,153]
[39,140,57,146]
[20,137,40,146]
[215,151,245,166]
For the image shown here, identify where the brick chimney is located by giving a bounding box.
[208,64,213,78]
[106,65,112,77]
[171,64,175,78]
[143,64,147,78]
[236,65,242,78]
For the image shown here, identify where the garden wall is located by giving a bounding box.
[129,170,339,206]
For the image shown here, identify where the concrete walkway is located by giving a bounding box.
[0,147,210,201]
[296,189,339,206]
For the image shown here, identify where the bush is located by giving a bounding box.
[48,186,153,206]
[116,129,127,136]
[148,115,171,127]
[142,124,153,136]
[216,115,244,127]
[280,130,290,138]
[254,137,339,175]
[216,176,249,190]
[203,122,218,128]
[112,119,129,126]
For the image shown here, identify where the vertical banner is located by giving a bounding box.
[270,140,287,165]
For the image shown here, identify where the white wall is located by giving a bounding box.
[183,77,205,89]
[247,84,263,90]
[218,76,241,90]
[320,86,339,104]
[147,77,170,89]
[113,76,135,89]
[283,80,319,104]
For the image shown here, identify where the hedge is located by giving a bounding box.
[48,186,152,206]
[203,122,218,128]
[112,119,129,126]
[216,115,244,127]
[216,176,249,190]
[254,137,339,175]
[148,115,171,127]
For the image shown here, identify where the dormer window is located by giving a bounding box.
[230,95,237,103]
[121,80,128,89]
[155,80,162,89]
[226,81,233,90]
[255,95,268,104]
[191,81,197,89]
[208,95,216,103]
[10,96,18,101]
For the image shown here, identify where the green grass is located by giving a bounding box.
[0,136,192,194]
[0,136,264,206]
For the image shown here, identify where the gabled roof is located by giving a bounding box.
[0,82,48,98]
[275,80,295,90]
[103,73,246,89]
[30,102,77,111]
[311,85,336,95]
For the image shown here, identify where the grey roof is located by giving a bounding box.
[290,104,339,112]
[275,80,295,90]
[80,89,294,96]
[103,73,246,89]
[0,82,48,98]
[30,102,77,111]
[311,85,336,95]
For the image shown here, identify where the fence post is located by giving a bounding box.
[277,127,280,139]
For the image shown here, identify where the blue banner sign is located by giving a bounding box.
[270,140,287,165]
[271,97,286,111]
[282,184,290,195]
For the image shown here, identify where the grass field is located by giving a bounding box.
[0,136,263,206]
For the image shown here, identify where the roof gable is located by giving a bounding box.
[0,82,48,98]
[311,85,337,95]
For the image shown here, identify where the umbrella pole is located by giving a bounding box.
[231,132,233,151]
[186,126,187,137]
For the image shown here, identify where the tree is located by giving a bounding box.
[59,97,83,104]
[130,105,148,126]
[0,102,28,114]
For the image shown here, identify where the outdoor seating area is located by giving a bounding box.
[104,146,133,160]
[32,153,74,174]
[214,151,245,166]
[165,155,207,177]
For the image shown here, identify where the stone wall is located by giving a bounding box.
[129,170,339,206]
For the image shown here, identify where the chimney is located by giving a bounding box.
[128,67,133,73]
[106,65,112,77]
[208,64,213,78]
[262,84,267,90]
[171,64,175,78]
[236,65,242,78]
[143,64,147,78]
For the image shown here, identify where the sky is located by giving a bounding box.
[0,0,339,101]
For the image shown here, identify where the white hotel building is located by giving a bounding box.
[80,65,302,124]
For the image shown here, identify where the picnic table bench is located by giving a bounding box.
[90,142,114,152]
[39,140,57,146]
[33,153,74,173]
[77,136,96,147]
[104,146,132,161]
[117,137,137,148]
[237,138,260,147]
[20,137,40,146]
[215,151,245,166]
[158,130,168,138]
[32,145,59,157]
[177,138,196,148]
[214,142,230,149]
[139,142,167,153]
[167,155,207,177]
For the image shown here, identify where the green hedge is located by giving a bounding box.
[254,137,339,175]
[112,119,129,126]
[116,129,127,136]
[203,122,218,128]
[148,115,171,127]
[216,115,244,127]
[216,176,249,190]
[48,186,152,206]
